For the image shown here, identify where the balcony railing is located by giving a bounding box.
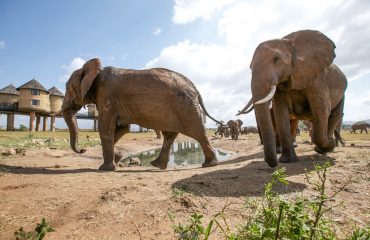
[0,102,18,110]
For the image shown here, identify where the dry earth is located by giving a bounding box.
[0,131,369,239]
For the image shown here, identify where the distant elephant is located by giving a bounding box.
[62,58,222,171]
[154,129,161,139]
[215,125,228,137]
[236,119,243,133]
[227,120,240,140]
[238,30,347,167]
[350,122,370,134]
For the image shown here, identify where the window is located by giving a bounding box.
[31,89,40,95]
[31,99,40,106]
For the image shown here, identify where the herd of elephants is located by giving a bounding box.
[59,29,367,171]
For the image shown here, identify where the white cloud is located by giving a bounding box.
[148,0,370,125]
[59,57,86,83]
[153,27,162,36]
[0,41,5,49]
[173,0,236,24]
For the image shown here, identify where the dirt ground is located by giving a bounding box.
[0,131,369,239]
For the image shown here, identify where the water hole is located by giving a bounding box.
[121,141,232,167]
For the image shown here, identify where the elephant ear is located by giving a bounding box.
[283,30,336,90]
[80,58,102,102]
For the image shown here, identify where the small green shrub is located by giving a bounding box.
[14,218,54,240]
[18,124,28,131]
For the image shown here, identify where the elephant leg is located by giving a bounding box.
[113,125,130,164]
[290,118,299,147]
[151,131,178,170]
[98,119,117,171]
[272,99,299,163]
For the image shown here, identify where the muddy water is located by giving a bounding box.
[122,141,232,167]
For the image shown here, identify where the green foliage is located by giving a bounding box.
[172,187,187,198]
[349,227,370,240]
[18,124,28,131]
[172,213,207,240]
[14,218,54,240]
[171,162,368,240]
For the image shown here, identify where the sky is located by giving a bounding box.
[0,0,370,129]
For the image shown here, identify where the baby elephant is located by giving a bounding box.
[61,58,222,171]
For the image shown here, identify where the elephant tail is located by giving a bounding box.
[198,94,223,125]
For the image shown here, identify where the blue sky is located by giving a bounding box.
[1,0,370,129]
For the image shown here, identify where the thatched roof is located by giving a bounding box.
[0,84,19,95]
[16,79,49,93]
[48,87,64,97]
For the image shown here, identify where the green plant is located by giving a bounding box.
[172,213,213,240]
[14,218,54,240]
[172,187,187,198]
[349,227,370,240]
[18,124,28,131]
[170,162,367,240]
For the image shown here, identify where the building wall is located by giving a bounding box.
[0,94,18,110]
[0,93,19,103]
[50,96,63,113]
[0,94,19,104]
[18,89,50,113]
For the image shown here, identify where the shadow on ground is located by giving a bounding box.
[172,152,336,197]
[0,164,99,175]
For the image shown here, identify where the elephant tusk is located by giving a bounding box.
[254,85,276,105]
[236,98,253,116]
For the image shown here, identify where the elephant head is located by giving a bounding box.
[62,58,102,154]
[250,30,336,167]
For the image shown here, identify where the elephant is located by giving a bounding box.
[350,122,370,134]
[236,119,243,133]
[238,30,347,167]
[227,120,240,140]
[238,104,299,151]
[154,129,162,139]
[62,58,222,171]
[215,125,229,138]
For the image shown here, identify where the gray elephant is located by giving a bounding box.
[350,122,370,134]
[62,58,221,171]
[215,125,229,138]
[236,119,243,133]
[238,30,347,167]
[227,120,240,140]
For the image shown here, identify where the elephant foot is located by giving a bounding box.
[99,163,116,171]
[202,159,219,168]
[314,146,334,155]
[279,154,299,163]
[114,152,123,164]
[150,158,168,170]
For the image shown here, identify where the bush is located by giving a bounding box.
[14,218,54,240]
[171,162,368,240]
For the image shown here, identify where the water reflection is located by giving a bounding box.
[122,141,231,167]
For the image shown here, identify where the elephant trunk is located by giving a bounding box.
[63,110,86,154]
[254,98,278,167]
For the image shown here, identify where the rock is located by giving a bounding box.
[128,157,141,166]
[15,148,26,155]
[1,149,16,156]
